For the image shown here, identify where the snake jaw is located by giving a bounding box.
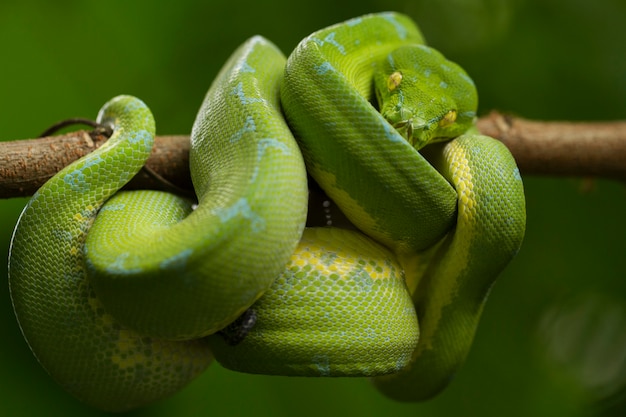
[393,109,461,150]
[393,119,413,143]
[393,118,432,150]
[385,104,445,150]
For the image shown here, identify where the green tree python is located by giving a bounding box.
[8,12,526,412]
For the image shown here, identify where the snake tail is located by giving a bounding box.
[8,96,213,411]
[84,36,308,340]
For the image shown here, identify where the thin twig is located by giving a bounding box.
[1,111,625,199]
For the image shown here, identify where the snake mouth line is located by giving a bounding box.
[393,110,459,149]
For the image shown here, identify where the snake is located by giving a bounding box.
[8,12,526,411]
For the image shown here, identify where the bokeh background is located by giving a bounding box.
[1,0,625,416]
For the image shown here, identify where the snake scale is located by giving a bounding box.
[8,12,525,411]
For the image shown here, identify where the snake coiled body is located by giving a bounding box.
[8,12,525,411]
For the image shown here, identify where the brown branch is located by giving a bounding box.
[1,111,625,199]
[1,131,192,198]
[476,112,626,181]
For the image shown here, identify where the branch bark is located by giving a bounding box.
[1,111,625,199]
[476,112,626,181]
[1,131,192,198]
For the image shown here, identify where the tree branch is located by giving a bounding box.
[1,111,625,199]
[1,131,192,198]
[476,112,626,181]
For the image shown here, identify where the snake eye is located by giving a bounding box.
[387,71,402,92]
[438,110,457,127]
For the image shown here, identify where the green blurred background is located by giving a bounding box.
[1,0,625,416]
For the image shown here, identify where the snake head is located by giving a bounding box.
[375,45,478,150]
[382,93,459,150]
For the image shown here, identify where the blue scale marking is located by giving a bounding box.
[63,153,107,192]
[63,170,87,192]
[251,138,292,182]
[353,268,374,292]
[311,32,346,55]
[215,197,266,233]
[323,32,345,55]
[460,111,477,119]
[395,355,409,371]
[312,354,331,376]
[105,252,143,275]
[459,72,476,86]
[363,327,378,340]
[128,128,152,145]
[346,16,363,26]
[99,202,126,212]
[239,61,255,73]
[160,248,193,271]
[122,99,144,114]
[314,61,334,75]
[229,115,256,143]
[382,13,407,39]
[383,120,404,143]
[396,89,406,109]
[51,229,73,243]
[232,82,266,105]
[82,154,104,169]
